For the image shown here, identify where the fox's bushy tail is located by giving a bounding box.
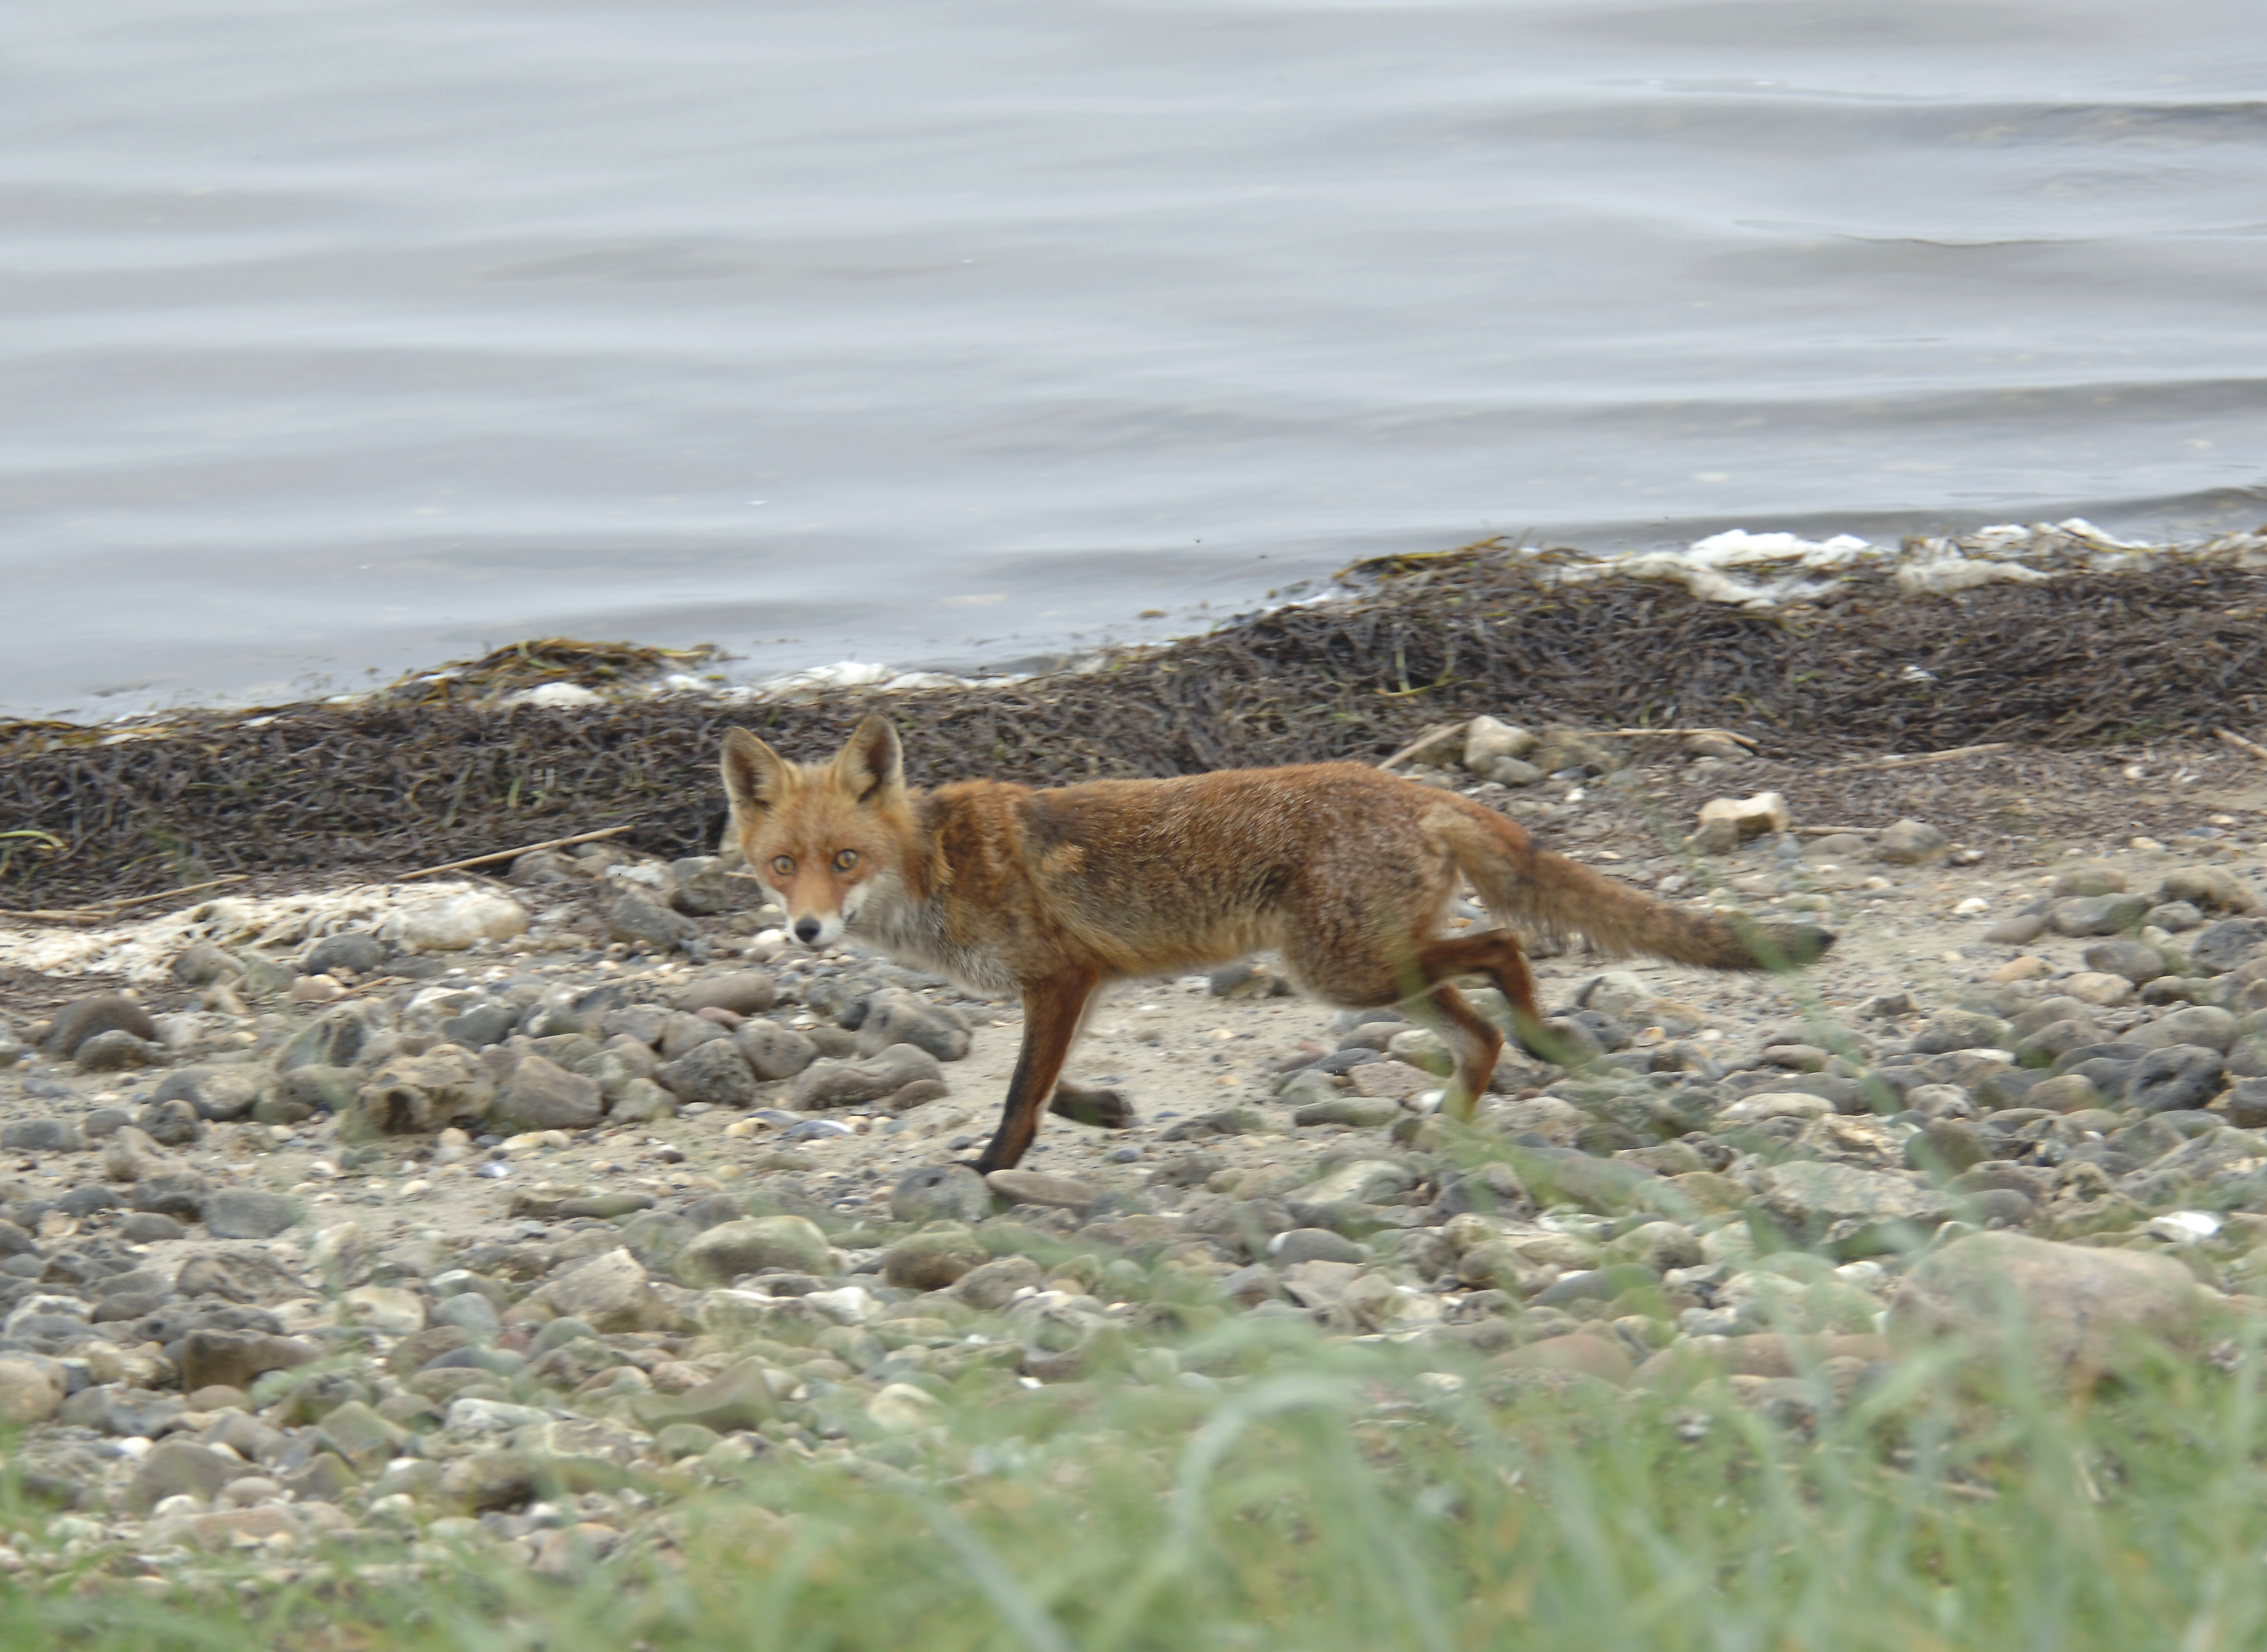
[1446,804,1833,971]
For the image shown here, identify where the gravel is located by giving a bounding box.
[0,740,2260,1592]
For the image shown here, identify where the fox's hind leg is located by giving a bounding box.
[1417,984,1501,1123]
[1409,932,1550,1122]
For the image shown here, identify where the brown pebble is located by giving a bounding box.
[889,1078,952,1110]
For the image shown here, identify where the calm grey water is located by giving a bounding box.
[6,0,2266,718]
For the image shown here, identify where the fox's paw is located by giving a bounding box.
[1049,1080,1137,1130]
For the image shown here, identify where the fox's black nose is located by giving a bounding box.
[793,918,821,946]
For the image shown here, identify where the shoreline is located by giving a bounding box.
[4,524,2266,912]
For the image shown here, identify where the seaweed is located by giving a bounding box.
[3,556,2263,906]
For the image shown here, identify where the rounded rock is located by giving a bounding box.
[136,1096,203,1147]
[203,1188,302,1241]
[735,1020,819,1081]
[45,994,160,1059]
[678,971,778,1016]
[75,1028,161,1072]
[0,1118,85,1154]
[2050,894,2150,938]
[1293,1093,1401,1128]
[1270,1228,1368,1267]
[867,1382,945,1433]
[1874,818,1950,866]
[154,1065,263,1122]
[1603,1221,1703,1272]
[2158,867,2259,916]
[526,1248,670,1333]
[2125,1045,2227,1114]
[605,894,699,952]
[793,1044,944,1110]
[2128,1004,2239,1055]
[654,1040,760,1108]
[305,932,387,977]
[350,1047,497,1136]
[1462,716,1538,769]
[854,990,972,1063]
[1907,1011,2011,1056]
[0,1357,63,1425]
[432,1290,503,1344]
[171,942,244,987]
[2050,860,2129,899]
[2082,938,2170,985]
[882,1226,988,1292]
[675,1216,832,1287]
[950,1253,1045,1309]
[668,857,732,918]
[126,1441,239,1512]
[496,1055,606,1132]
[889,1164,992,1226]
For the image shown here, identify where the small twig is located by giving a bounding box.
[1595,728,1760,748]
[95,875,250,912]
[2217,727,2267,763]
[397,822,639,880]
[1815,742,2014,776]
[0,873,248,925]
[1378,722,1468,771]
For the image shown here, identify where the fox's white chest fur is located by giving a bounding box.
[847,867,1021,998]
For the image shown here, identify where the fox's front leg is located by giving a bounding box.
[973,968,1099,1173]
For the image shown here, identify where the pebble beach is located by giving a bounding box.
[1,698,2264,1592]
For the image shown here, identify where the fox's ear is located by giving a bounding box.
[834,715,904,806]
[720,728,790,824]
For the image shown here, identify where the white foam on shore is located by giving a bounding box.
[0,882,484,983]
[1539,518,2267,609]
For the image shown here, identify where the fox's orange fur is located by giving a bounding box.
[721,716,1832,1171]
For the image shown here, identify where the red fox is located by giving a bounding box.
[721,716,1831,1171]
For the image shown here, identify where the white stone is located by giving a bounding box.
[1716,1091,1833,1125]
[1341,1273,1446,1332]
[272,1297,338,1335]
[866,1383,945,1433]
[342,1285,427,1334]
[445,1398,552,1435]
[0,1357,63,1425]
[403,986,482,1023]
[507,683,603,709]
[385,893,529,953]
[2065,972,2135,1008]
[1578,970,1654,1019]
[803,1286,880,1325]
[288,975,346,1004]
[695,1288,788,1345]
[1461,716,1538,771]
[1697,793,1792,842]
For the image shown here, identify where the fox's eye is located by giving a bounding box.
[832,849,860,873]
[770,855,795,878]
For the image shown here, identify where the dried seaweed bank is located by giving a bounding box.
[4,544,2266,908]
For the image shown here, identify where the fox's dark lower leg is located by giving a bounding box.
[1410,931,1548,1120]
[1418,984,1501,1122]
[974,967,1099,1173]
